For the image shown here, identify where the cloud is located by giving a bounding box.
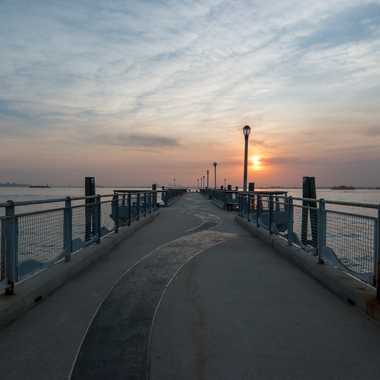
[365,126,380,136]
[93,133,179,149]
[1,1,380,185]
[299,3,380,48]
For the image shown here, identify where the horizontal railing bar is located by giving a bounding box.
[326,209,377,220]
[292,204,319,211]
[0,193,115,208]
[325,200,379,209]
[15,207,66,218]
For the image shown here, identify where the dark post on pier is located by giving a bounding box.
[85,177,96,241]
[301,176,318,247]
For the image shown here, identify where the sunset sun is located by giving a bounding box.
[250,155,262,170]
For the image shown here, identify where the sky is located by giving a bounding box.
[0,0,380,187]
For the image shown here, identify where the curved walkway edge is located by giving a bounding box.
[0,212,159,330]
[236,215,380,320]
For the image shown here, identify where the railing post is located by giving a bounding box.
[136,193,140,221]
[256,194,260,228]
[152,184,157,209]
[247,194,251,222]
[287,196,294,245]
[376,206,380,300]
[163,190,168,207]
[96,195,101,243]
[317,199,326,264]
[112,193,119,233]
[128,193,132,226]
[144,192,147,217]
[4,201,17,295]
[63,197,73,262]
[269,194,273,234]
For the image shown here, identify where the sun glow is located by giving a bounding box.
[250,155,262,170]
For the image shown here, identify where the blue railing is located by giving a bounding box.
[238,192,380,299]
[0,189,184,294]
[202,188,240,210]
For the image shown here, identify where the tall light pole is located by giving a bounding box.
[197,178,199,189]
[213,162,218,189]
[243,125,251,192]
[202,175,205,190]
[206,169,209,189]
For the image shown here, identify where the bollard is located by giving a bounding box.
[152,184,157,209]
[85,177,96,241]
[63,197,73,261]
[4,201,18,295]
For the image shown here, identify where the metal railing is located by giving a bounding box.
[203,189,240,210]
[0,190,165,294]
[238,192,380,299]
[160,188,188,206]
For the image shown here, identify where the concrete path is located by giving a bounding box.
[1,193,380,379]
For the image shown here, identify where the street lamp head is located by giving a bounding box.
[243,125,251,138]
[213,162,218,167]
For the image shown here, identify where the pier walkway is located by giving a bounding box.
[1,193,380,379]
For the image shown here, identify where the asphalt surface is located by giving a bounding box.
[1,193,380,380]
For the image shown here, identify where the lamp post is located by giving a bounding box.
[202,175,205,190]
[206,170,209,189]
[213,162,218,189]
[243,125,251,192]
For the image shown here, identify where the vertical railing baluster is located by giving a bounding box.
[256,194,260,228]
[4,201,17,295]
[64,197,72,261]
[128,193,132,226]
[144,192,147,217]
[96,195,101,243]
[136,193,140,221]
[247,194,251,222]
[376,206,380,300]
[317,199,326,263]
[269,195,273,234]
[287,196,294,246]
[112,193,119,233]
[0,217,5,281]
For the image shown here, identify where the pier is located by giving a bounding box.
[0,191,380,379]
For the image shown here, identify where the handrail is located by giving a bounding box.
[0,188,188,294]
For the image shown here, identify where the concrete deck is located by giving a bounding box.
[1,193,380,379]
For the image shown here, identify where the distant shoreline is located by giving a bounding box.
[1,184,380,190]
